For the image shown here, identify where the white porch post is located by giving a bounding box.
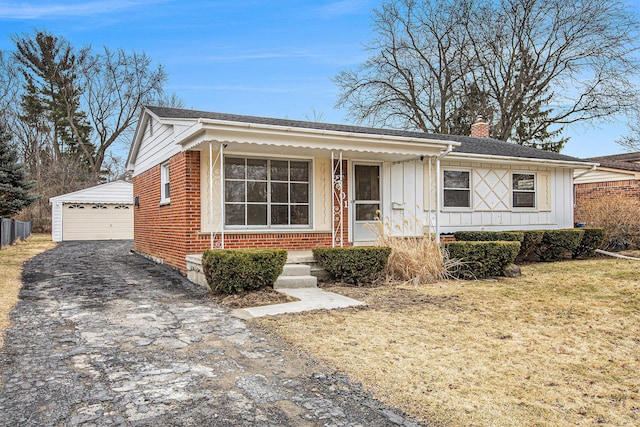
[435,155,441,243]
[331,151,344,247]
[219,143,225,249]
[209,142,214,250]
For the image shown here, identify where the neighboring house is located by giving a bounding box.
[126,106,594,274]
[50,181,134,242]
[574,153,640,223]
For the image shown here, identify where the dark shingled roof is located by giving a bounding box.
[147,106,589,164]
[587,153,640,172]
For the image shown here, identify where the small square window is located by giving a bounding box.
[513,173,536,208]
[443,170,471,208]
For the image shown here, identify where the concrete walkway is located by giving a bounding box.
[0,241,420,427]
[232,288,366,320]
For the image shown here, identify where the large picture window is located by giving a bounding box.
[443,170,471,208]
[513,173,536,208]
[224,157,311,227]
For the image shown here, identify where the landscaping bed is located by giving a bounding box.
[256,258,640,426]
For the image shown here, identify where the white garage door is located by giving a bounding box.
[62,204,133,241]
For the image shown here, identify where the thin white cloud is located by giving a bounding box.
[315,0,368,18]
[0,0,169,19]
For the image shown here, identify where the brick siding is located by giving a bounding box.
[134,151,349,274]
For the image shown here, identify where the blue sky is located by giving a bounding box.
[0,0,638,159]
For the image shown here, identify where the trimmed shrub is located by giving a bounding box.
[454,231,524,242]
[572,228,606,259]
[313,246,391,285]
[202,249,287,294]
[534,229,584,262]
[445,241,521,279]
[515,230,546,262]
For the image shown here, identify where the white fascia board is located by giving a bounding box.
[179,119,459,155]
[446,151,598,169]
[126,110,149,171]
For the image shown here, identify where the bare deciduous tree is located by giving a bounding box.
[335,0,640,152]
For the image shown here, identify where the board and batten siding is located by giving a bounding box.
[431,160,574,233]
[383,160,425,237]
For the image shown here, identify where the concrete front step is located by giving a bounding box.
[274,275,318,289]
[185,251,324,289]
[280,264,311,276]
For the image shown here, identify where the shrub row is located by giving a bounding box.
[313,246,391,285]
[202,248,287,294]
[454,228,604,262]
[445,241,521,279]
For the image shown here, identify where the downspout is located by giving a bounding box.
[435,144,454,243]
[574,164,597,180]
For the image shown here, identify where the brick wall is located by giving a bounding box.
[134,151,349,274]
[574,179,640,223]
[133,151,201,272]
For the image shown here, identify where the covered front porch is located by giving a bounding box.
[178,116,460,252]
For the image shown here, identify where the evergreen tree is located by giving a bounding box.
[0,121,38,217]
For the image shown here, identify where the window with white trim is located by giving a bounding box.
[224,157,311,227]
[161,162,170,203]
[512,173,536,208]
[443,170,471,208]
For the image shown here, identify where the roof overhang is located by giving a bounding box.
[446,151,598,169]
[175,118,460,162]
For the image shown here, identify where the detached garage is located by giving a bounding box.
[50,181,133,242]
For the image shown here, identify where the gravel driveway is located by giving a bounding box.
[0,241,420,426]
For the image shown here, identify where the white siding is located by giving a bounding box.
[436,161,574,233]
[384,160,424,236]
[131,122,181,177]
[51,202,63,242]
[49,181,133,204]
[573,168,638,184]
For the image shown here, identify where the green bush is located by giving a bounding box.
[572,228,606,259]
[202,249,287,294]
[313,246,391,285]
[515,230,546,262]
[445,241,521,279]
[453,231,524,242]
[534,229,584,262]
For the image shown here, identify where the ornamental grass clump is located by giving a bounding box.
[370,216,454,284]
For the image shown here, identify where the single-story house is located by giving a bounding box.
[574,152,640,223]
[50,181,134,242]
[126,106,594,274]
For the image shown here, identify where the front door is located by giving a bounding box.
[352,163,382,242]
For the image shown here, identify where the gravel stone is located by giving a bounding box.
[0,241,423,426]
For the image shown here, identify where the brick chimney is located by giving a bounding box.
[470,117,490,138]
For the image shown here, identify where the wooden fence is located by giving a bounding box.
[0,218,32,249]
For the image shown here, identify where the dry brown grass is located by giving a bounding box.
[370,217,454,284]
[0,234,56,348]
[256,258,640,426]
